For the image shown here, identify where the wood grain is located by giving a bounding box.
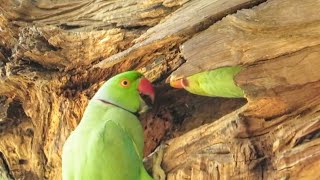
[1,0,320,179]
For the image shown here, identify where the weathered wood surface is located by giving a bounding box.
[163,0,320,179]
[93,0,265,81]
[170,0,320,79]
[0,0,319,179]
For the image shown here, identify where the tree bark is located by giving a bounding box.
[0,0,319,180]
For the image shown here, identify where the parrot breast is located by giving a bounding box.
[62,100,147,180]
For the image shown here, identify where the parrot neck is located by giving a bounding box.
[97,99,139,116]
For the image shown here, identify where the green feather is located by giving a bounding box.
[184,66,244,98]
[62,71,153,180]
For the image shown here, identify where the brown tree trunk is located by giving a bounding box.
[0,0,319,180]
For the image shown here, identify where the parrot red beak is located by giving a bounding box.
[138,77,155,104]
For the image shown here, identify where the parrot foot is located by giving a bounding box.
[152,143,167,180]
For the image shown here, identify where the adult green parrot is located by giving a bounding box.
[170,66,244,98]
[62,71,155,180]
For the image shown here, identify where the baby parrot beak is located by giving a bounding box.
[138,77,155,104]
[169,76,189,89]
[170,79,184,89]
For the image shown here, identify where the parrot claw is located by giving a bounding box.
[152,143,167,180]
[143,143,168,180]
[143,143,167,180]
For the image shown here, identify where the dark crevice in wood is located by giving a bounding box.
[59,23,83,30]
[0,46,12,61]
[0,96,10,119]
[36,36,62,52]
[141,82,248,155]
[118,24,151,31]
[294,129,320,147]
[18,58,59,73]
[6,99,26,120]
[0,98,29,134]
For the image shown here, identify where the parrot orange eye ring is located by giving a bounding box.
[120,79,130,88]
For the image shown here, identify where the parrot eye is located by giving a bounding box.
[120,79,130,88]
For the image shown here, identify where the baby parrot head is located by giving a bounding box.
[92,71,155,114]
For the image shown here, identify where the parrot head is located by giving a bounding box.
[92,71,155,114]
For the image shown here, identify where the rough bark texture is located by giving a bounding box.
[0,0,319,180]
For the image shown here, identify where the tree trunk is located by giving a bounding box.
[0,0,319,180]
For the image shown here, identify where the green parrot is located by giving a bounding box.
[62,71,155,180]
[170,66,244,98]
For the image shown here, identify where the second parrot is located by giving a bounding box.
[170,66,244,98]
